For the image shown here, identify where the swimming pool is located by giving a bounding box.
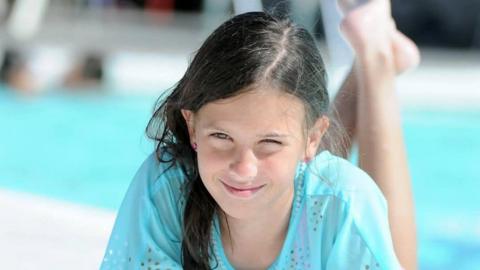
[1,91,479,269]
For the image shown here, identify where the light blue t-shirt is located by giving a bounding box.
[100,150,402,269]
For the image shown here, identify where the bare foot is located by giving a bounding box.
[392,30,420,74]
[338,0,420,74]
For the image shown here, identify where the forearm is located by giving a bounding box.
[355,52,417,270]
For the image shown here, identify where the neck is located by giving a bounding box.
[220,189,294,269]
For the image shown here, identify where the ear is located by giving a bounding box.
[181,109,196,141]
[304,116,329,161]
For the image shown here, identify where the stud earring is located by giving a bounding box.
[191,142,197,151]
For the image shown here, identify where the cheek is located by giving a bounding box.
[196,147,227,183]
[261,154,299,185]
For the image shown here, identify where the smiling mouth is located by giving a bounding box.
[221,182,265,198]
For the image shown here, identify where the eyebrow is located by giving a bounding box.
[203,125,290,139]
[260,132,289,138]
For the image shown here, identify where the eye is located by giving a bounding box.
[211,133,231,140]
[261,139,282,145]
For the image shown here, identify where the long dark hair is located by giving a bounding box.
[146,11,336,269]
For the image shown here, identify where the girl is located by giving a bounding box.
[101,11,410,270]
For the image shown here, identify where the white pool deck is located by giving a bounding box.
[0,189,115,269]
[1,48,479,270]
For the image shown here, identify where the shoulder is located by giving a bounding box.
[131,149,188,234]
[101,150,186,268]
[305,151,386,206]
[126,149,188,228]
[305,151,389,232]
[134,150,187,198]
[302,151,401,269]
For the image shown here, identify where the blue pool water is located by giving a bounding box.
[0,91,479,269]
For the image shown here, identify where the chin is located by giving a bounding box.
[217,202,259,220]
[214,189,266,219]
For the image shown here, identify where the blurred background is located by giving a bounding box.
[0,0,479,269]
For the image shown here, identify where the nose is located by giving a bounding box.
[229,148,258,180]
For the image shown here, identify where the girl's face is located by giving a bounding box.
[182,88,328,219]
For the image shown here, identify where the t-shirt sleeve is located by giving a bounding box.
[325,160,404,270]
[100,153,184,270]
